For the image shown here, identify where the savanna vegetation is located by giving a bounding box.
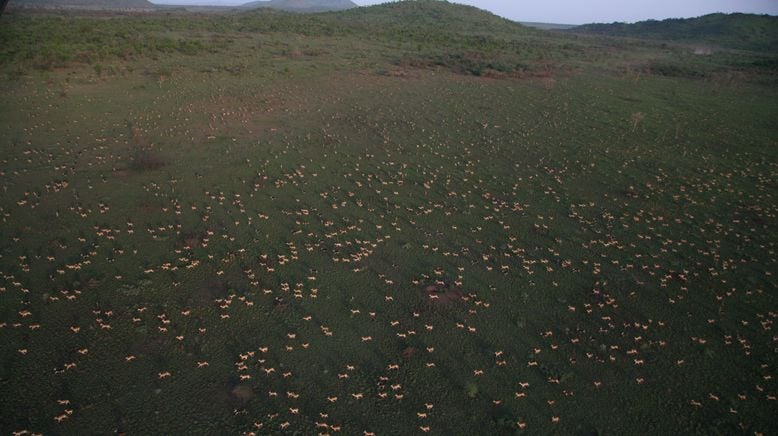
[574,12,778,52]
[0,1,776,435]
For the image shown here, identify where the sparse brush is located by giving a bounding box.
[130,146,166,171]
[127,121,166,171]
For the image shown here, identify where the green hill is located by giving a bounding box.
[574,13,778,52]
[240,0,356,13]
[12,0,154,8]
[233,0,536,76]
[331,0,529,35]
[234,0,535,47]
[238,0,533,36]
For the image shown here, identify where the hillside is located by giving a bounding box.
[233,0,537,77]
[574,13,778,52]
[332,0,528,35]
[241,0,356,13]
[12,0,154,9]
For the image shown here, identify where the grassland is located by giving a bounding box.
[0,2,777,435]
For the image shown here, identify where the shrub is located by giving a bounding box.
[130,147,166,171]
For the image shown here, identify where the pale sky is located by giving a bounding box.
[151,0,778,25]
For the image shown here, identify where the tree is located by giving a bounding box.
[0,0,9,16]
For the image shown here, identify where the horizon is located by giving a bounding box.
[148,0,778,25]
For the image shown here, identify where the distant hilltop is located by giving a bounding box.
[240,0,357,13]
[11,0,156,9]
[10,0,357,12]
[573,13,778,52]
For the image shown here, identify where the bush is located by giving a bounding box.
[130,147,166,171]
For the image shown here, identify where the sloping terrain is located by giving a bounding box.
[241,0,356,13]
[574,13,778,52]
[12,0,154,9]
[332,0,529,35]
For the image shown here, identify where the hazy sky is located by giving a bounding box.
[151,0,778,24]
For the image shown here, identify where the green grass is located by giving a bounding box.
[0,3,776,435]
